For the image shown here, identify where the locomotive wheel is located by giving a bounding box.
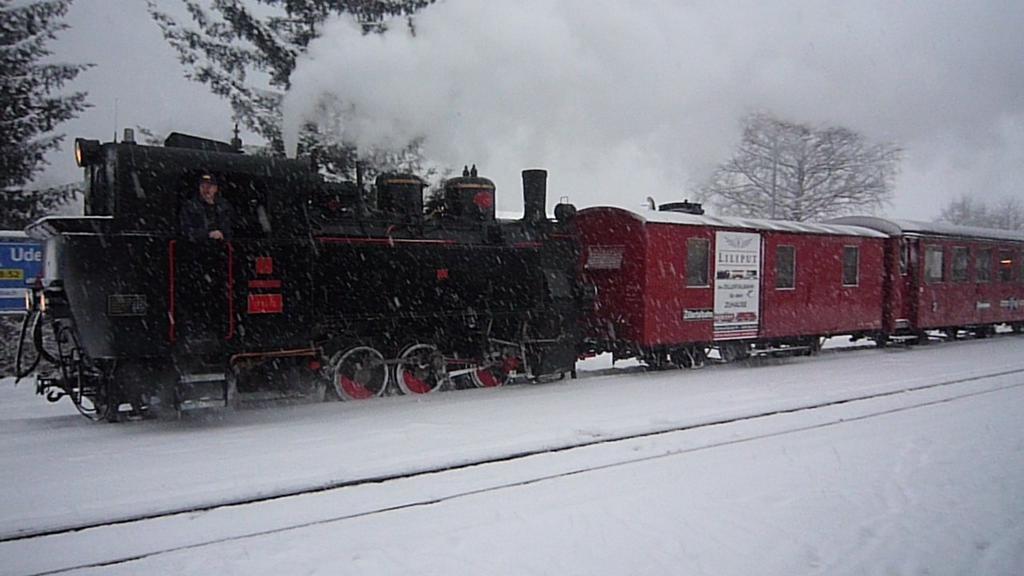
[470,354,522,388]
[330,346,389,401]
[395,343,445,395]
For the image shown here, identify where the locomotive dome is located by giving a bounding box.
[442,165,496,221]
[375,173,426,221]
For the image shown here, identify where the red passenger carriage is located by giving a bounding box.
[829,217,1024,338]
[576,205,887,366]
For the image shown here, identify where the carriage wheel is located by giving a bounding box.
[671,346,707,369]
[470,355,521,388]
[642,351,671,370]
[669,348,691,368]
[687,346,707,369]
[395,343,446,395]
[330,346,389,401]
[808,337,823,356]
[720,342,750,363]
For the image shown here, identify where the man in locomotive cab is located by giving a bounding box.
[180,173,234,241]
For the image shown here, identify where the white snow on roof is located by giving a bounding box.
[827,216,1024,243]
[579,206,888,238]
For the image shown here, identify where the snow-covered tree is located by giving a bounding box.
[148,0,432,178]
[2,183,80,229]
[1,0,90,377]
[700,113,902,222]
[937,194,1024,230]
[0,0,90,229]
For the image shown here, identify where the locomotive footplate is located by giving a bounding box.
[176,372,229,411]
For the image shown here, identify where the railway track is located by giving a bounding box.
[5,361,1023,576]
[0,334,993,543]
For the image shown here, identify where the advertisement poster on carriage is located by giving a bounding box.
[0,233,43,315]
[713,231,761,340]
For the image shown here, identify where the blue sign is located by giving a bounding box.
[0,233,43,314]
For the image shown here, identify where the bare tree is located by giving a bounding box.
[937,194,1024,230]
[700,113,902,221]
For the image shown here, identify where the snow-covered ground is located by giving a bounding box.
[2,336,1023,575]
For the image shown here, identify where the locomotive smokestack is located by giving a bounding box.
[522,169,547,224]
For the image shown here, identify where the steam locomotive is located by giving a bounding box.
[21,131,581,420]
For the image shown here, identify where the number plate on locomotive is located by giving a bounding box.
[107,294,148,316]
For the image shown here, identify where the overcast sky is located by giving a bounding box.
[41,0,1024,220]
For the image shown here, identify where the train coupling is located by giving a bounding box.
[35,371,66,403]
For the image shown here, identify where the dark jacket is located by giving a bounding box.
[180,196,235,241]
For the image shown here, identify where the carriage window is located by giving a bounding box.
[842,246,859,286]
[775,245,795,289]
[999,251,1014,282]
[952,247,969,282]
[924,246,944,283]
[976,249,992,282]
[686,238,710,287]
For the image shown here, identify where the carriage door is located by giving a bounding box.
[900,237,919,331]
[169,240,235,353]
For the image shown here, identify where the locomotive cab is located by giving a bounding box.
[29,131,321,418]
[74,132,312,239]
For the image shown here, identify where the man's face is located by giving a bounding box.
[199,181,218,205]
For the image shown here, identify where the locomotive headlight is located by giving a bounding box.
[74,138,101,167]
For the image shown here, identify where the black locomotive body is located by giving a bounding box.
[24,132,579,420]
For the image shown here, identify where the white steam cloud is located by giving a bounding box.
[284,0,1024,217]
